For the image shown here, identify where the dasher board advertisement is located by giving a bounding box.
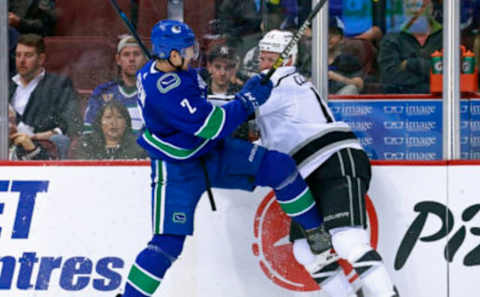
[0,163,478,297]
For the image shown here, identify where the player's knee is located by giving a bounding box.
[256,150,297,188]
[330,227,372,263]
[148,234,186,263]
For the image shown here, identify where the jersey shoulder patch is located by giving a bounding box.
[156,73,181,94]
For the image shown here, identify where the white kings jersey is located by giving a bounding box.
[256,66,363,178]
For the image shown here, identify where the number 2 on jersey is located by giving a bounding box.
[181,98,197,114]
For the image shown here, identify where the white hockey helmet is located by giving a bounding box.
[259,29,297,66]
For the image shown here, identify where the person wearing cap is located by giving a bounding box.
[206,44,242,97]
[205,44,253,140]
[328,17,364,95]
[83,35,147,137]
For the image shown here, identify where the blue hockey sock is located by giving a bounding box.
[274,171,323,230]
[255,150,323,230]
[123,234,185,297]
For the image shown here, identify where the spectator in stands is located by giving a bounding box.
[83,35,147,136]
[205,44,251,140]
[378,0,442,93]
[329,0,383,43]
[218,0,263,58]
[8,0,56,36]
[295,27,312,78]
[206,44,242,97]
[72,101,147,160]
[9,34,82,159]
[432,0,480,34]
[8,104,58,160]
[263,0,299,32]
[328,17,364,95]
[8,0,56,78]
[236,0,301,80]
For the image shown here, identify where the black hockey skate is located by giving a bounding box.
[304,225,334,254]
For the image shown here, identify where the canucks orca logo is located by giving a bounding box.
[172,25,182,33]
[173,212,187,224]
[157,73,181,93]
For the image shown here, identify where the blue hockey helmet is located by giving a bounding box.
[151,19,198,60]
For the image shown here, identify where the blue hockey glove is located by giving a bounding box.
[235,74,273,115]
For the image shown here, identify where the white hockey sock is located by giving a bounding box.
[330,227,396,297]
[360,265,396,297]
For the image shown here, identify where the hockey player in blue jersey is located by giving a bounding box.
[117,19,328,297]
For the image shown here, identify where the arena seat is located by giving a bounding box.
[38,140,60,160]
[55,0,132,36]
[136,0,214,40]
[184,0,215,39]
[76,89,93,119]
[44,37,116,90]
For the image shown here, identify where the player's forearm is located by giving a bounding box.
[194,100,249,140]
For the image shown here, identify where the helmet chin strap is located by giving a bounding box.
[167,55,185,71]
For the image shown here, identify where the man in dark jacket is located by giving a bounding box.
[9,34,82,159]
[8,0,56,36]
[378,1,443,94]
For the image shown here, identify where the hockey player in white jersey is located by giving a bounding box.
[256,30,399,297]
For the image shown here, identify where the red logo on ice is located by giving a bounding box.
[252,191,379,291]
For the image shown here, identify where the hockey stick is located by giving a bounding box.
[110,0,152,60]
[109,0,217,211]
[261,0,328,84]
[401,0,429,31]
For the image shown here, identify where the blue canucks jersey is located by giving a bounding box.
[136,61,249,162]
[83,81,144,135]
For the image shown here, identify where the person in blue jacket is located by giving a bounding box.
[117,19,328,297]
